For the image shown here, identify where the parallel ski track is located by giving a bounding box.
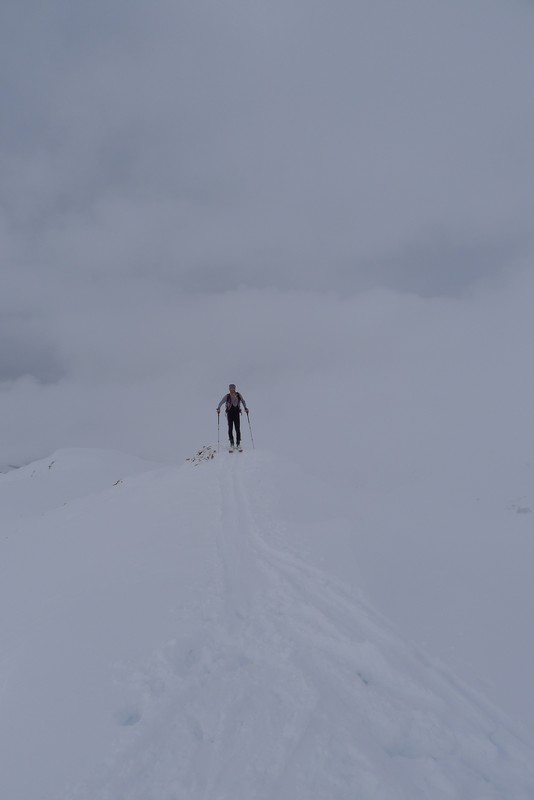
[70,456,534,800]
[211,457,534,799]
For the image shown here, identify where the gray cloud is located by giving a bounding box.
[0,318,63,383]
[1,0,533,469]
[2,0,533,294]
[1,264,533,476]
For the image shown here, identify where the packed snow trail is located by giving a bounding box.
[66,450,534,800]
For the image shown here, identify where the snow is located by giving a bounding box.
[351,455,534,740]
[1,448,533,799]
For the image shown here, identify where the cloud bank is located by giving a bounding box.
[1,0,533,474]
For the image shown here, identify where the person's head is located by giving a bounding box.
[229,383,236,393]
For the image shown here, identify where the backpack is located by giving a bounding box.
[226,392,242,412]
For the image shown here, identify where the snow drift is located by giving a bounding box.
[0,448,533,799]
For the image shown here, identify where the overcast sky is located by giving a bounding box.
[1,0,533,470]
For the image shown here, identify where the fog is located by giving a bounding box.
[1,0,533,477]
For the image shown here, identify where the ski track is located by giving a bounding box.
[69,453,534,800]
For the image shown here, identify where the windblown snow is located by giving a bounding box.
[1,448,533,799]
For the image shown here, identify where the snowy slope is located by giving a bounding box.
[0,448,164,522]
[1,449,533,800]
[352,455,534,740]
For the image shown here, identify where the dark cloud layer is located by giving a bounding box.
[2,0,533,293]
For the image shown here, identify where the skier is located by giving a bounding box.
[217,384,249,451]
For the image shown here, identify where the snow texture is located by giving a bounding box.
[0,448,533,799]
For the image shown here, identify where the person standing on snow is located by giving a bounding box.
[217,384,249,450]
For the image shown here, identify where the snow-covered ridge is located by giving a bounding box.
[1,448,533,799]
[0,447,164,521]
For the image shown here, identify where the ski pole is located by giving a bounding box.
[217,410,220,453]
[246,410,255,449]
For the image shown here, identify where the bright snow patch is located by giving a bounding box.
[0,448,533,799]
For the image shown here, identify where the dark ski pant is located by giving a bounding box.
[226,406,241,446]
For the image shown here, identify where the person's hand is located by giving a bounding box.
[245,408,249,414]
[216,408,220,414]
